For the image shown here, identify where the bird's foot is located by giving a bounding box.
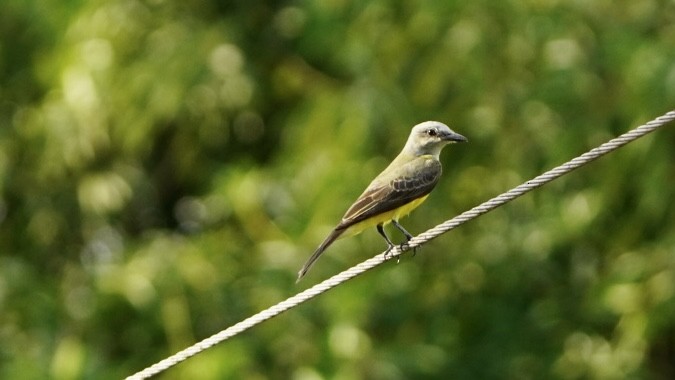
[391,220,415,260]
[398,241,418,260]
[383,242,395,260]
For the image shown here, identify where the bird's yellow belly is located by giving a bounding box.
[341,195,429,238]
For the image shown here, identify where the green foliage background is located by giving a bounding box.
[1,0,675,379]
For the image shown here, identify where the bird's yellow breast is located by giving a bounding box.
[340,195,430,238]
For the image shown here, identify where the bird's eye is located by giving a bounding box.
[426,129,437,136]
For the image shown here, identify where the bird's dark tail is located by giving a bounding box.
[297,228,345,282]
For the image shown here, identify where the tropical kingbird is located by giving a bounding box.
[297,121,467,281]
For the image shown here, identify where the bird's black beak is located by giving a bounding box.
[442,131,468,143]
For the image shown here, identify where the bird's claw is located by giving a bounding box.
[383,243,395,260]
[383,237,418,264]
[398,241,418,260]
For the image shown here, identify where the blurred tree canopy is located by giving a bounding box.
[1,0,675,379]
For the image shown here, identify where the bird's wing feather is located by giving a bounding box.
[337,159,441,230]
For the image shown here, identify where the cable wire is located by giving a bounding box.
[126,110,675,380]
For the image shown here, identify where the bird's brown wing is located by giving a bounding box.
[336,159,441,230]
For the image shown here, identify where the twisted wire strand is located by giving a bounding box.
[127,110,675,380]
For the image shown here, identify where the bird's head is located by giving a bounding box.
[404,121,467,158]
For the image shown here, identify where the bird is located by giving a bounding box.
[297,121,467,281]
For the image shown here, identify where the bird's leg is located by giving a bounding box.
[391,220,417,257]
[377,224,396,261]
